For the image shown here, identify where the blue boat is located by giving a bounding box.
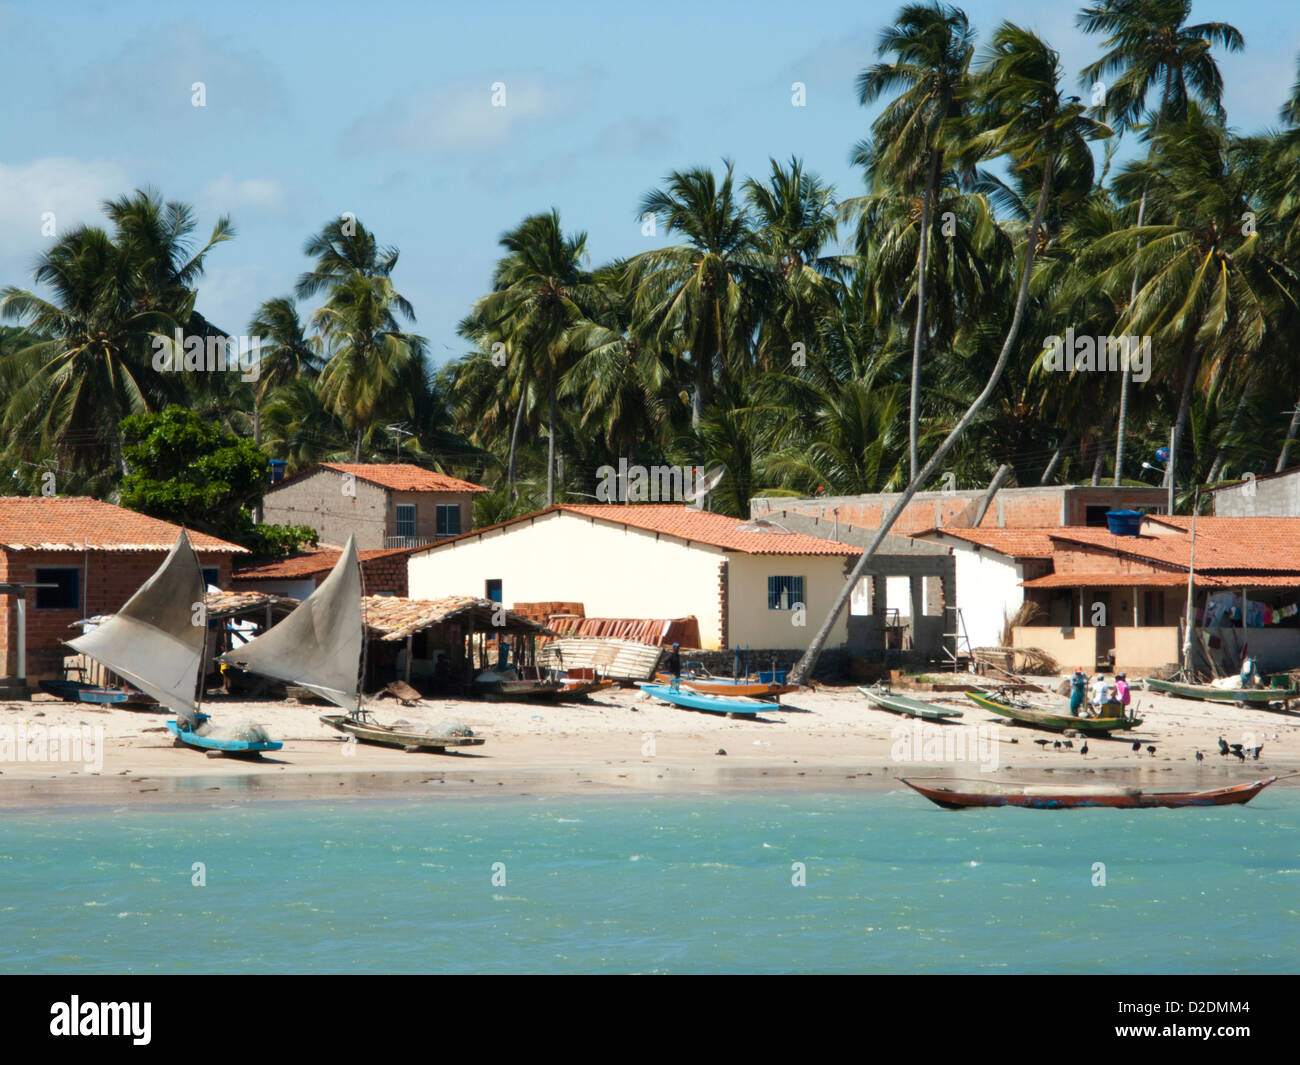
[637,682,777,716]
[40,679,155,707]
[166,713,283,758]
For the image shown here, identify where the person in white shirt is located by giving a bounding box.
[1089,673,1112,715]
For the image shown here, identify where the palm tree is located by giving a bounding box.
[247,297,322,442]
[789,23,1111,684]
[856,2,976,480]
[1077,0,1244,484]
[467,211,599,505]
[628,164,761,427]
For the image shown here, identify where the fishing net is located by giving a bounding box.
[195,719,272,743]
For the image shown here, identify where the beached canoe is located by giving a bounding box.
[39,679,155,707]
[1143,677,1299,707]
[165,713,283,759]
[637,682,775,716]
[476,678,567,701]
[901,775,1280,810]
[859,686,963,721]
[654,672,796,699]
[965,691,1142,733]
[320,714,485,753]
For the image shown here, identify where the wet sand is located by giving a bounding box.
[2,682,1296,807]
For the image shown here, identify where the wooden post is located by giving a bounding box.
[404,634,412,684]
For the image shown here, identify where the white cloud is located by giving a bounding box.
[0,157,130,279]
[342,80,550,154]
[200,175,286,212]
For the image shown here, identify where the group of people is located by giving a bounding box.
[1069,667,1131,719]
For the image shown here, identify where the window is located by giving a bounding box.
[485,579,502,604]
[768,575,804,611]
[202,567,220,589]
[1085,505,1111,528]
[35,568,79,610]
[436,504,461,537]
[395,504,417,538]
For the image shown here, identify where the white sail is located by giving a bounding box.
[218,535,362,711]
[69,530,206,723]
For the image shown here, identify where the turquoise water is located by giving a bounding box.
[3,790,1297,974]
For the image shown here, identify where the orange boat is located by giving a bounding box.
[653,673,797,700]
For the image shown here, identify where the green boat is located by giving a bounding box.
[859,686,963,721]
[1143,677,1299,707]
[966,690,1142,733]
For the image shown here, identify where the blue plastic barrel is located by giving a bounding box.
[1105,509,1143,536]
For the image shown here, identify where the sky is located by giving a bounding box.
[2,0,1297,368]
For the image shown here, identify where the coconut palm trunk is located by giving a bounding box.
[788,155,1056,685]
[546,371,557,506]
[1277,398,1300,472]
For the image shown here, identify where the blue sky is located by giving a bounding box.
[2,0,1297,367]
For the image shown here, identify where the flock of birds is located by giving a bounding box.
[1018,733,1277,761]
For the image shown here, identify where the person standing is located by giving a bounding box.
[1069,667,1087,717]
[665,642,682,690]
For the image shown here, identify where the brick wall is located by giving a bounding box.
[753,486,1168,534]
[1,549,234,680]
[360,554,408,597]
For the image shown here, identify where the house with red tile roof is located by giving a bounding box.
[913,515,1300,673]
[261,463,488,550]
[0,497,247,686]
[231,542,421,598]
[407,504,862,650]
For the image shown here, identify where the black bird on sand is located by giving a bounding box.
[1080,742,1089,755]
[1053,740,1062,749]
[1132,741,1141,751]
[1034,738,1050,748]
[1251,743,1264,760]
[1195,750,1204,761]
[1218,736,1230,756]
[1063,740,1074,749]
[1234,749,1247,762]
[1146,745,1156,757]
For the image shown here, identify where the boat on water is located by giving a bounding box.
[65,531,281,757]
[965,690,1142,733]
[637,682,775,716]
[859,685,963,721]
[220,537,482,755]
[39,678,155,708]
[901,775,1281,810]
[1143,677,1299,708]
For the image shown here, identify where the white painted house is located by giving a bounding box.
[908,528,1056,649]
[406,504,861,650]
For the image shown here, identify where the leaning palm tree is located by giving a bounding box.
[247,296,323,443]
[856,1,976,480]
[1077,0,1244,484]
[789,23,1111,684]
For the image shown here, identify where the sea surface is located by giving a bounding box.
[3,789,1297,974]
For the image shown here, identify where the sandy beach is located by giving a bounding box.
[2,681,1297,808]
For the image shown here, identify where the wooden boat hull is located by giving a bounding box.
[477,679,567,701]
[40,679,155,707]
[166,717,282,758]
[902,776,1279,810]
[320,715,485,752]
[965,691,1141,733]
[637,682,774,716]
[1144,678,1299,706]
[654,673,796,699]
[859,686,963,720]
[559,679,616,698]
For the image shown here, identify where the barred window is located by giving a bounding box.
[768,576,804,611]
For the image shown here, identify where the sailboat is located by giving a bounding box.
[219,536,484,754]
[68,531,282,758]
